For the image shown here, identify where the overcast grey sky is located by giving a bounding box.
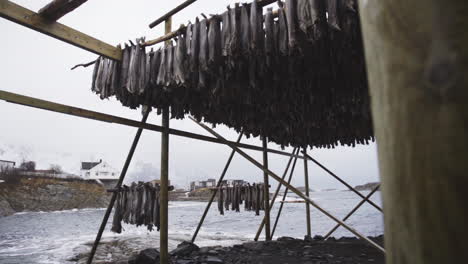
[0,0,380,190]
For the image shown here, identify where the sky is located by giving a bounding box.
[0,0,381,190]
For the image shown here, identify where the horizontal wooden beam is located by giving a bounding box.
[144,0,279,47]
[148,0,197,29]
[0,0,121,60]
[39,0,88,21]
[0,90,304,159]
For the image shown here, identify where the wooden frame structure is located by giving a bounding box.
[0,1,385,263]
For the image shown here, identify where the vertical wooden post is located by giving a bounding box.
[159,17,171,264]
[262,137,271,241]
[359,1,468,263]
[254,148,297,241]
[303,147,311,238]
[86,111,150,264]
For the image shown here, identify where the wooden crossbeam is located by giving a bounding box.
[39,0,88,21]
[0,90,303,159]
[0,0,121,60]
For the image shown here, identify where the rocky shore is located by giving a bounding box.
[0,176,111,217]
[76,236,385,264]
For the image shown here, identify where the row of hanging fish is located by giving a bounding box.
[111,182,160,233]
[90,0,373,149]
[217,183,267,216]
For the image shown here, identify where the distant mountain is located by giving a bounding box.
[354,182,380,191]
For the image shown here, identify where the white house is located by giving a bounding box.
[80,160,119,185]
[0,160,15,171]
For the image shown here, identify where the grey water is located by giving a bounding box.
[0,190,383,264]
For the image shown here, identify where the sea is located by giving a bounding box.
[0,190,383,264]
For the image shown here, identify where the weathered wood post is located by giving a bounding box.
[303,147,311,238]
[358,1,468,263]
[262,137,271,240]
[159,17,172,264]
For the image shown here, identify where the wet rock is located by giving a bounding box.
[242,242,264,251]
[313,235,324,241]
[127,254,137,264]
[277,236,296,241]
[199,247,210,254]
[204,256,223,264]
[136,248,159,264]
[175,259,196,264]
[338,236,356,242]
[171,241,200,257]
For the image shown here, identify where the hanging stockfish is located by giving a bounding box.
[190,17,200,91]
[89,0,373,150]
[174,31,189,88]
[111,190,123,233]
[111,182,162,233]
[248,0,265,96]
[198,18,209,91]
[218,185,224,215]
[207,16,222,96]
[326,0,341,30]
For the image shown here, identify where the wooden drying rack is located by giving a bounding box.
[0,1,385,263]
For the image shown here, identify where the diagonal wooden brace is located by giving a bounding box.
[324,184,381,239]
[190,117,385,253]
[302,151,383,212]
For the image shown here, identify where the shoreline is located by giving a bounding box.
[75,235,385,264]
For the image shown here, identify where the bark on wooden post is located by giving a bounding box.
[358,1,468,263]
[262,137,271,240]
[303,147,311,238]
[159,17,172,264]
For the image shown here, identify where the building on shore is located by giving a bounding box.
[80,159,119,187]
[190,179,216,191]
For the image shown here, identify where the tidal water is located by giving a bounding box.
[0,190,383,264]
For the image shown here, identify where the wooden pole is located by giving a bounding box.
[191,133,243,243]
[271,152,299,238]
[303,147,311,238]
[262,137,271,241]
[190,117,385,253]
[324,185,380,239]
[86,110,150,264]
[144,0,278,47]
[38,0,88,21]
[148,0,198,28]
[302,151,382,212]
[159,17,171,264]
[358,1,468,263]
[0,0,121,60]
[0,90,303,160]
[254,148,297,241]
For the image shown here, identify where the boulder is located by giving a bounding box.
[170,241,200,257]
[135,248,159,264]
[242,242,264,251]
[313,235,324,241]
[204,256,223,264]
[277,236,296,241]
